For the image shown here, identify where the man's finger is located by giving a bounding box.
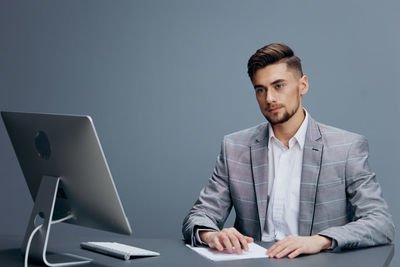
[267,238,291,256]
[211,236,224,251]
[267,241,282,255]
[267,244,283,257]
[288,248,303,259]
[268,241,292,258]
[228,234,242,255]
[230,231,249,252]
[221,234,233,254]
[238,236,249,252]
[268,240,283,252]
[245,236,254,243]
[276,245,297,259]
[230,227,242,236]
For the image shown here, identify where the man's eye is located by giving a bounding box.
[256,88,265,93]
[276,84,283,89]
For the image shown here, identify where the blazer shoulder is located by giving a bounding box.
[316,121,367,146]
[223,122,268,147]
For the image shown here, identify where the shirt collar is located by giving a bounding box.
[268,109,309,150]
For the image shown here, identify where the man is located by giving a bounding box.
[182,43,395,259]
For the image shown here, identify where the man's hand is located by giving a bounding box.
[266,235,332,259]
[199,227,254,255]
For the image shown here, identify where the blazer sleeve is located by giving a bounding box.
[318,136,395,250]
[182,137,233,245]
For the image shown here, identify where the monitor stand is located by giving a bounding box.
[21,176,92,266]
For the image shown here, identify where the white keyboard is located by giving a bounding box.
[81,241,160,260]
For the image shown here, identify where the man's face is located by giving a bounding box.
[252,62,308,125]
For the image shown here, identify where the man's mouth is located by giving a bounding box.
[268,107,282,113]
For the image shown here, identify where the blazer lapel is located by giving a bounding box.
[250,125,270,237]
[298,117,323,236]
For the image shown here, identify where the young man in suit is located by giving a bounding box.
[182,43,395,259]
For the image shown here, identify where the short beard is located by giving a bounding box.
[265,95,300,126]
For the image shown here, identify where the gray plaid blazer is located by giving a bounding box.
[182,116,395,250]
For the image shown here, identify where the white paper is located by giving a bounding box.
[186,242,268,262]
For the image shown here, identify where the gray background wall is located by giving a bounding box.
[0,0,398,265]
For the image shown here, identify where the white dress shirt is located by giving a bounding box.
[262,110,309,242]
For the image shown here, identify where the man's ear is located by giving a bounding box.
[299,75,309,96]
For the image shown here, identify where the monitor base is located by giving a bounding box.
[42,252,92,267]
[21,176,92,266]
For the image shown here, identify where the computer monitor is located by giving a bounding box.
[1,111,132,266]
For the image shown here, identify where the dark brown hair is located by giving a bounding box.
[247,43,303,80]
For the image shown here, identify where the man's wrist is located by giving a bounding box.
[199,230,215,243]
[315,234,332,250]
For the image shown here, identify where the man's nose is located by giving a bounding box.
[266,89,276,103]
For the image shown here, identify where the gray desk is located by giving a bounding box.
[0,234,394,267]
